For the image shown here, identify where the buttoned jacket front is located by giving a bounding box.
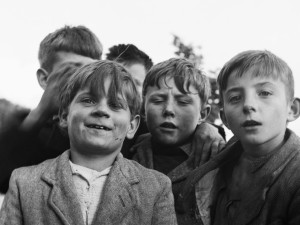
[0,150,177,225]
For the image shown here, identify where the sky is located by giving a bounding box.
[0,0,300,136]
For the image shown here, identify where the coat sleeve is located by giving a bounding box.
[0,99,30,193]
[0,170,23,225]
[288,186,300,225]
[151,177,178,225]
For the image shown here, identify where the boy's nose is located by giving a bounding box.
[91,101,110,118]
[243,96,257,114]
[163,101,175,117]
[243,105,256,113]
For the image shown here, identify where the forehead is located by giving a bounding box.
[146,76,198,95]
[123,63,146,81]
[53,51,96,72]
[225,69,286,91]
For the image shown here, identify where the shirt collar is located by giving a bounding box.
[69,160,111,182]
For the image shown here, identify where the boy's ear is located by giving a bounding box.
[198,104,211,124]
[126,115,140,139]
[220,108,230,129]
[59,110,68,129]
[36,68,49,90]
[287,97,300,122]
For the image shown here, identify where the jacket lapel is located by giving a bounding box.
[42,150,84,225]
[92,154,139,225]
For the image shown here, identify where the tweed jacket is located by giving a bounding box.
[0,150,177,225]
[211,129,300,225]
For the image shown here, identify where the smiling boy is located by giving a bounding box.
[211,50,300,224]
[0,60,177,225]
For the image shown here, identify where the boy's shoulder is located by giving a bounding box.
[222,129,300,181]
[130,133,152,158]
[10,151,68,184]
[117,154,171,186]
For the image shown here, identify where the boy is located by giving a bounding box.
[0,60,177,225]
[106,43,153,94]
[0,25,102,193]
[131,58,214,224]
[107,44,226,163]
[211,50,300,224]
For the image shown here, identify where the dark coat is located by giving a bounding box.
[211,129,300,225]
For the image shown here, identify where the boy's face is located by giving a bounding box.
[61,78,139,155]
[144,77,204,147]
[122,62,147,95]
[221,69,293,151]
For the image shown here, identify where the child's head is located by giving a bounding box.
[106,44,153,93]
[37,25,102,89]
[59,60,140,155]
[142,58,211,147]
[218,50,300,153]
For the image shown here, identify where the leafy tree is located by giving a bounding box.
[172,35,222,125]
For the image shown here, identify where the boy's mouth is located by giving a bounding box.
[86,124,112,131]
[242,120,262,127]
[160,122,177,129]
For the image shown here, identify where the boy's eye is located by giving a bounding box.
[228,95,241,103]
[108,101,127,110]
[81,97,95,104]
[259,90,272,97]
[177,98,193,105]
[150,97,165,104]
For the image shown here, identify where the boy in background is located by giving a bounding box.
[132,58,214,224]
[212,50,300,224]
[106,43,153,95]
[0,25,102,193]
[0,60,177,225]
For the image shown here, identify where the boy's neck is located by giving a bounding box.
[241,130,287,158]
[69,150,120,172]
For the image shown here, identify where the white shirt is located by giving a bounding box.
[69,161,111,225]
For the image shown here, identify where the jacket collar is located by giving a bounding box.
[133,133,194,182]
[41,151,140,225]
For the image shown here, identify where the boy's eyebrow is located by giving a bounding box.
[225,81,277,95]
[255,81,276,88]
[149,92,193,98]
[224,87,242,95]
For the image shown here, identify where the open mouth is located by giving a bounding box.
[86,124,111,131]
[242,120,262,127]
[160,122,177,129]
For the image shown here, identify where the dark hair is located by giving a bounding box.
[106,44,153,72]
[142,58,211,108]
[217,50,294,105]
[38,25,103,72]
[59,60,141,120]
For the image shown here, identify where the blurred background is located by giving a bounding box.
[1,0,300,137]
